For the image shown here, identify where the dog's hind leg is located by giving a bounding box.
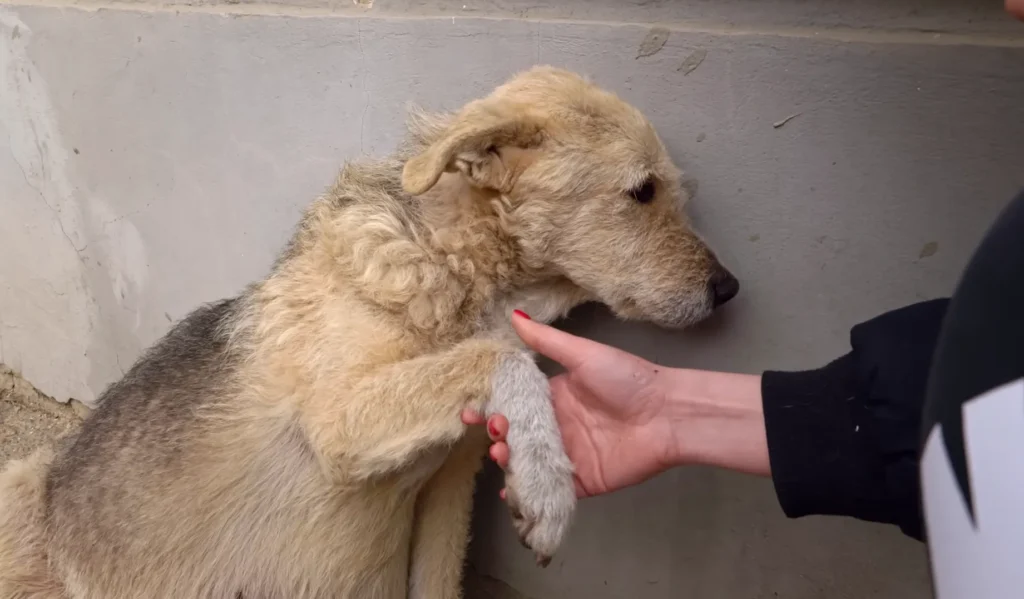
[408,430,488,599]
[0,448,67,599]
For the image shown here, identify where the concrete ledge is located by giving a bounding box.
[4,0,1024,44]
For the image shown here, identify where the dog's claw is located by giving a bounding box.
[502,467,575,567]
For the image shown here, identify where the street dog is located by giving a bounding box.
[0,66,739,599]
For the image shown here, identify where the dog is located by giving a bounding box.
[0,65,738,599]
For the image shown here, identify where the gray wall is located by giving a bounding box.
[2,1,1022,597]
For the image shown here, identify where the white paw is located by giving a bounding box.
[504,456,576,566]
[489,351,577,566]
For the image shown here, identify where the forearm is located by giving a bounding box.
[658,368,770,477]
[656,297,947,541]
[661,359,926,539]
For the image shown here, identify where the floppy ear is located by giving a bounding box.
[401,99,544,196]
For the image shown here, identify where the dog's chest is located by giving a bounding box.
[397,445,450,492]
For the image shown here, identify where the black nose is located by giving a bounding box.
[710,269,739,308]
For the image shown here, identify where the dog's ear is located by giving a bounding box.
[402,99,544,196]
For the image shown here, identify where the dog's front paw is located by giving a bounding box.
[503,445,576,566]
[490,351,577,566]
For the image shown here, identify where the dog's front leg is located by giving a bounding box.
[308,340,576,563]
[307,338,507,479]
[486,351,576,566]
[408,430,488,599]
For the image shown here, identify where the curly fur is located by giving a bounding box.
[0,66,736,599]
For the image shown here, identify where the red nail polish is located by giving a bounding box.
[513,309,531,320]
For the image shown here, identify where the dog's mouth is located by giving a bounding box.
[612,294,717,330]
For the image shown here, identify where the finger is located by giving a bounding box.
[1009,0,1024,20]
[461,408,485,425]
[511,311,605,370]
[486,415,509,441]
[489,442,510,469]
[499,488,506,500]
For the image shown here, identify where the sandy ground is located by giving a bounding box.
[0,366,526,598]
[0,366,84,464]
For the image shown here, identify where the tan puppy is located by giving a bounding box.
[0,66,738,599]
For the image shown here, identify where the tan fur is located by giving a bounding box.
[0,449,63,599]
[0,66,736,599]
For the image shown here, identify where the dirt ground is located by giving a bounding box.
[0,366,525,598]
[0,366,85,464]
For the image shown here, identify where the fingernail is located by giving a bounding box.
[487,422,499,438]
[500,488,507,500]
[512,309,531,320]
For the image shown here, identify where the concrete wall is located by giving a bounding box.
[1,0,1022,596]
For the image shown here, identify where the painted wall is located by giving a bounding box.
[1,1,1022,596]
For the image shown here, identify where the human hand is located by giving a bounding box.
[1009,0,1024,20]
[463,311,680,498]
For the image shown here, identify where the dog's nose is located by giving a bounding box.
[710,269,739,308]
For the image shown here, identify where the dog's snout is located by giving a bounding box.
[710,268,739,308]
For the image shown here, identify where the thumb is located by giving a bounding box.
[1009,0,1024,20]
[511,311,602,370]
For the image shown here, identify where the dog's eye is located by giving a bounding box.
[628,179,656,204]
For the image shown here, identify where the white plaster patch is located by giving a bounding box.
[0,9,96,403]
[90,199,148,332]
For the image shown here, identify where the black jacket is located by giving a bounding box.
[760,189,1024,544]
[761,298,949,541]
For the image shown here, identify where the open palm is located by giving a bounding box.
[465,313,677,498]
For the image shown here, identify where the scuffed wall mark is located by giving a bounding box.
[678,48,707,75]
[357,20,369,155]
[98,209,143,229]
[636,27,669,59]
[9,142,88,255]
[772,112,801,128]
[919,241,939,259]
[0,8,97,403]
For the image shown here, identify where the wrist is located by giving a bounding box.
[656,368,770,477]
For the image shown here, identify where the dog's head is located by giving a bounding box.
[402,66,737,329]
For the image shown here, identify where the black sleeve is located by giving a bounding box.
[761,298,949,540]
